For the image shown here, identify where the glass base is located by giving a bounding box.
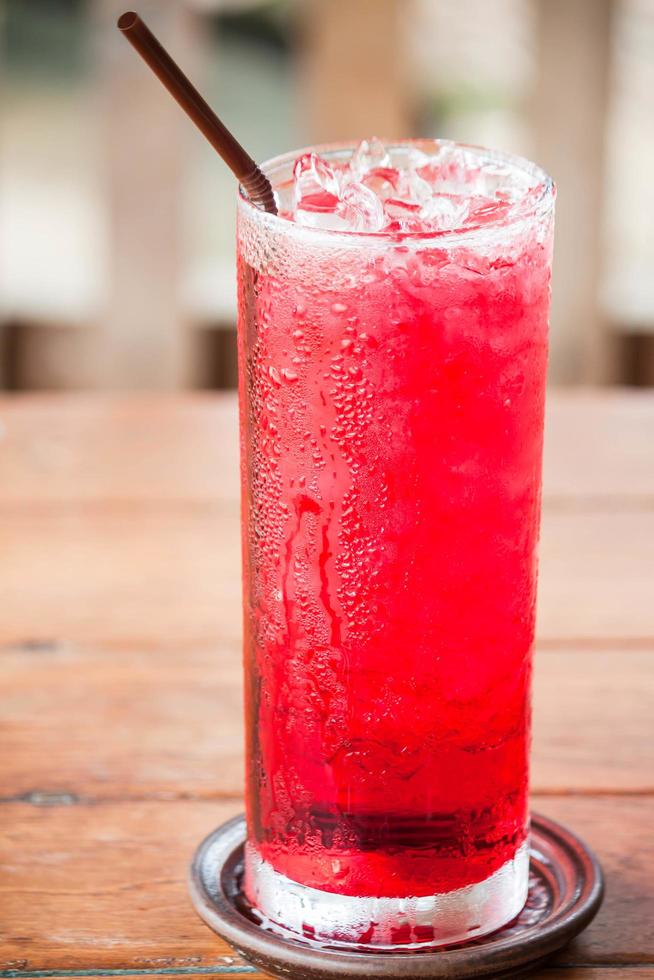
[244,840,530,949]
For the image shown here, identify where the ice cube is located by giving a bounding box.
[358,155,433,227]
[351,137,391,177]
[293,152,340,209]
[287,142,535,234]
[383,197,425,233]
[361,167,401,201]
[420,194,470,232]
[464,197,512,227]
[405,146,432,172]
[396,167,432,206]
[337,181,385,232]
[413,145,477,195]
[384,197,421,219]
[294,208,353,232]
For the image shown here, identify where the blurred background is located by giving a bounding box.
[1,0,652,391]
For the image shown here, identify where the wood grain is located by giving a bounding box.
[0,393,652,978]
[0,504,651,650]
[0,797,651,972]
[544,972,654,980]
[0,391,652,506]
[16,973,653,980]
[0,505,241,650]
[532,649,654,793]
[541,796,654,965]
[0,645,243,802]
[1,646,652,802]
[0,394,239,504]
[537,511,654,642]
[543,391,654,500]
[0,801,241,972]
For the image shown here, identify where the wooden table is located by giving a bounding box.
[1,391,652,980]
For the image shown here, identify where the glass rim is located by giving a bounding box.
[238,138,555,246]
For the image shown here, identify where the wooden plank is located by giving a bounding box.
[543,391,654,501]
[545,974,654,980]
[541,796,654,966]
[537,510,654,643]
[0,645,243,802]
[1,645,652,802]
[0,502,652,650]
[0,505,241,650]
[0,801,243,972]
[0,394,239,505]
[1,397,650,976]
[532,649,654,793]
[33,975,257,980]
[0,392,653,505]
[0,797,651,970]
[11,973,652,980]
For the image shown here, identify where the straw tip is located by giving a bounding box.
[117,11,139,31]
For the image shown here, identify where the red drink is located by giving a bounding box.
[237,140,554,946]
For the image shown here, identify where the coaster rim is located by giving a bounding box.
[188,812,604,980]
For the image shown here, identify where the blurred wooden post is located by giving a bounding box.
[0,329,7,390]
[302,0,408,142]
[96,0,195,388]
[533,0,615,384]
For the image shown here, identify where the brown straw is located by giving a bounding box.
[117,11,277,214]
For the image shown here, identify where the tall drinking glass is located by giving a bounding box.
[237,140,555,948]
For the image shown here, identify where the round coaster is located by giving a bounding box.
[188,813,604,980]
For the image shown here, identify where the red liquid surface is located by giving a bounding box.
[238,213,551,900]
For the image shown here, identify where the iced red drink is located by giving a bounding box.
[237,140,554,947]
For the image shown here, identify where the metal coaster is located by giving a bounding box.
[188,813,604,980]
